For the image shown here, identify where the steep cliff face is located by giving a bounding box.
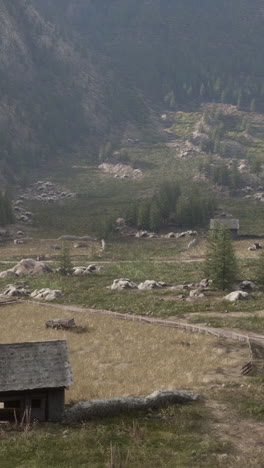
[0,0,113,176]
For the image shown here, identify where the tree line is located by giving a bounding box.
[126,182,217,231]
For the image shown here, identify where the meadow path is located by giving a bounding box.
[30,301,264,347]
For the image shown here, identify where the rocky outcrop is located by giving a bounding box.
[62,389,201,423]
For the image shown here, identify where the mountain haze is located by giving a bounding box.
[0,0,264,179]
[0,0,121,177]
[32,0,264,106]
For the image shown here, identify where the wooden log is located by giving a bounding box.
[45,318,75,329]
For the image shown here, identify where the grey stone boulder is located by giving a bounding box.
[10,259,53,276]
[189,289,205,298]
[176,230,198,238]
[72,267,89,276]
[164,232,176,238]
[62,389,201,423]
[110,278,138,291]
[0,270,17,279]
[2,284,30,297]
[199,278,213,288]
[239,280,258,291]
[224,291,252,302]
[135,230,149,238]
[138,280,167,290]
[86,264,104,272]
[30,288,62,301]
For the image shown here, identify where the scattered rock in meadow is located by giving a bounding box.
[138,280,167,290]
[2,283,30,297]
[72,265,104,276]
[189,289,205,298]
[30,288,62,301]
[199,279,213,288]
[248,242,262,251]
[110,278,138,291]
[224,291,252,302]
[135,230,149,238]
[164,232,176,238]
[239,280,258,291]
[0,259,53,278]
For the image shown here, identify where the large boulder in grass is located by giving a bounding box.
[30,288,62,301]
[110,278,138,291]
[138,280,167,290]
[62,389,201,423]
[11,259,53,276]
[0,259,53,278]
[189,289,205,298]
[224,291,252,302]
[239,280,258,291]
[164,232,176,238]
[73,267,89,276]
[2,283,30,297]
[0,270,17,279]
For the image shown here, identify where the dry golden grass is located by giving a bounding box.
[234,239,263,258]
[179,238,263,261]
[178,237,207,260]
[0,302,249,402]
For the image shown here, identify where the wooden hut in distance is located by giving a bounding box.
[0,340,73,422]
[210,217,239,240]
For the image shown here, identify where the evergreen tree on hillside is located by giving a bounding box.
[57,244,73,276]
[0,192,13,226]
[204,225,238,290]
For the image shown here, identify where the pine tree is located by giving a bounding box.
[57,244,73,276]
[204,225,238,290]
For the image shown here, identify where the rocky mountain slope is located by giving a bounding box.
[0,0,126,180]
[32,0,264,107]
[0,0,263,184]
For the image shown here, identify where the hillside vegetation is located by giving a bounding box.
[1,0,264,182]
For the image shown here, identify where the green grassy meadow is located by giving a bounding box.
[1,104,264,467]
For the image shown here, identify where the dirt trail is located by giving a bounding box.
[205,399,264,465]
[29,301,264,347]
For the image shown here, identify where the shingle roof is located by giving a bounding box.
[0,340,73,392]
[210,218,239,230]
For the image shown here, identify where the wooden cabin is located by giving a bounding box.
[210,218,239,240]
[0,340,73,422]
